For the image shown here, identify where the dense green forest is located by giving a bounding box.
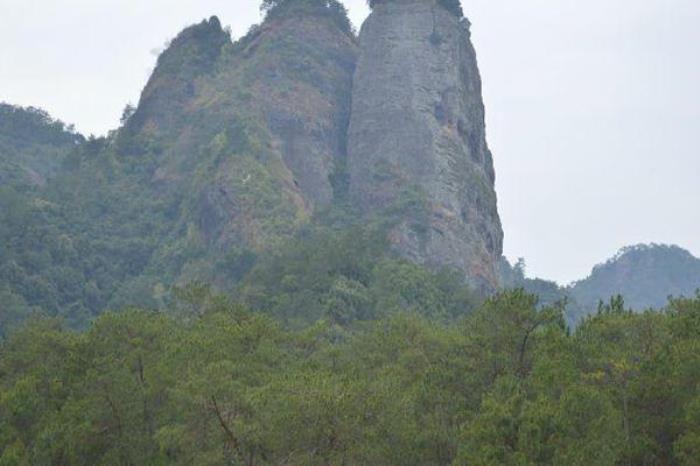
[0,101,479,335]
[0,104,81,191]
[2,290,700,465]
[0,111,178,332]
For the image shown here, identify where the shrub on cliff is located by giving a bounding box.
[367,0,464,18]
[261,0,354,35]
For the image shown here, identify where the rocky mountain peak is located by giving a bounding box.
[347,1,503,290]
[65,1,502,294]
[125,16,230,138]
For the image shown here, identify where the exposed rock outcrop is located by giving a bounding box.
[122,9,358,256]
[126,16,229,141]
[0,1,511,327]
[347,0,503,289]
[229,9,358,209]
[101,1,503,290]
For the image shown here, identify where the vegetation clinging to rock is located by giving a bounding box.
[366,0,464,18]
[261,0,354,35]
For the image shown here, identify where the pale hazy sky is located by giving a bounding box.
[1,0,698,284]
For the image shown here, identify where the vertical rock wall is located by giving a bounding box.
[347,0,503,289]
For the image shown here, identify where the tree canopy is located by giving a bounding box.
[367,0,464,18]
[261,0,354,35]
[2,290,699,464]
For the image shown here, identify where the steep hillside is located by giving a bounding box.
[570,244,700,313]
[348,0,503,290]
[1,0,513,332]
[4,4,700,462]
[123,6,358,266]
[0,4,360,331]
[0,105,86,333]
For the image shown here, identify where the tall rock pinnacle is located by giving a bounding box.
[347,0,503,290]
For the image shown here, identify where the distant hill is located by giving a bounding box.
[498,257,567,308]
[500,244,700,326]
[569,244,700,313]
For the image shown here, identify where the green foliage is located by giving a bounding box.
[2,291,698,464]
[0,103,79,149]
[0,135,176,329]
[261,0,354,35]
[2,10,698,463]
[238,219,478,328]
[0,103,81,191]
[499,257,574,316]
[367,0,464,18]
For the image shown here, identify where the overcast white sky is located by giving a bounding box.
[1,0,698,284]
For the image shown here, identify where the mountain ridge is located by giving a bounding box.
[501,243,700,326]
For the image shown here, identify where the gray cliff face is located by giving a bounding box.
[118,2,503,290]
[347,0,503,289]
[242,12,358,209]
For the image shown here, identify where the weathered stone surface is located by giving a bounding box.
[127,16,229,140]
[347,0,503,289]
[118,1,502,290]
[235,12,358,208]
[124,10,358,257]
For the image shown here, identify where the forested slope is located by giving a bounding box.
[0,103,82,190]
[0,2,360,333]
